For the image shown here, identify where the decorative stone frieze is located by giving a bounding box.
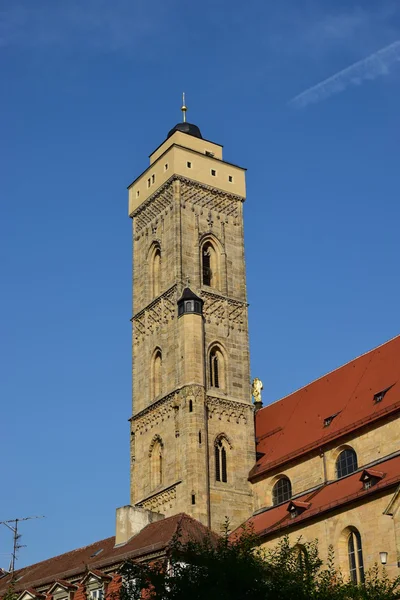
[131,391,176,434]
[207,395,252,424]
[201,290,246,331]
[138,482,180,512]
[132,286,177,345]
[134,180,175,234]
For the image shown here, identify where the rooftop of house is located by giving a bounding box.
[241,453,400,540]
[251,334,400,480]
[0,514,213,596]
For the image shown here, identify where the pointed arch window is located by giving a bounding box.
[348,529,365,583]
[149,244,161,299]
[336,448,358,479]
[272,476,292,506]
[201,241,219,288]
[209,345,225,390]
[215,437,229,483]
[150,437,163,489]
[152,349,162,399]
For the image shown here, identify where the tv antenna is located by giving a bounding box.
[1,515,45,573]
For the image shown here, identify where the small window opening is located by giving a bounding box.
[151,174,155,184]
[164,163,168,171]
[324,412,340,427]
[198,430,202,444]
[228,175,233,182]
[191,494,196,505]
[205,150,214,157]
[364,479,372,490]
[147,178,151,188]
[189,399,193,412]
[211,169,216,176]
[187,161,192,168]
[373,385,393,404]
[136,190,140,198]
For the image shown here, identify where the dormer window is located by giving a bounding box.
[360,468,384,490]
[373,384,394,404]
[47,582,77,600]
[287,500,310,519]
[82,571,111,600]
[324,412,340,427]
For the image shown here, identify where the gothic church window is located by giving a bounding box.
[209,345,226,390]
[152,349,162,399]
[215,437,229,482]
[150,245,161,298]
[201,241,218,288]
[347,528,365,583]
[272,476,292,505]
[336,448,358,479]
[150,436,163,489]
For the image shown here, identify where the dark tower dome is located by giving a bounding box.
[167,122,203,139]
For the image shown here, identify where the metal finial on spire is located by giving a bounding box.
[181,92,187,123]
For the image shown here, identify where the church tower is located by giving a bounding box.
[127,102,255,532]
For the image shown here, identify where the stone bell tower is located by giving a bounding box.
[126,101,255,532]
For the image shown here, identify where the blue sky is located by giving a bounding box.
[1,0,399,569]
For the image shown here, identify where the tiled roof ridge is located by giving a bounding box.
[250,400,400,480]
[258,333,400,413]
[8,536,115,580]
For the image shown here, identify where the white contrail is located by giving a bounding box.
[289,40,400,108]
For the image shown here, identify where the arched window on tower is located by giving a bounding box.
[209,345,226,390]
[347,528,365,583]
[152,349,162,399]
[215,437,229,482]
[149,244,161,299]
[150,437,163,489]
[272,476,292,506]
[201,241,218,288]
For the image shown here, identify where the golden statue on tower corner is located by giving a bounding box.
[252,377,263,405]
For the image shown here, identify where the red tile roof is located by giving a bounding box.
[243,454,400,539]
[0,514,212,596]
[251,335,400,480]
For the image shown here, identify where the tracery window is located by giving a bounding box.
[150,437,163,489]
[336,448,358,479]
[149,243,161,298]
[348,529,365,583]
[209,345,225,390]
[152,349,162,399]
[201,241,218,288]
[215,437,229,482]
[272,476,292,506]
